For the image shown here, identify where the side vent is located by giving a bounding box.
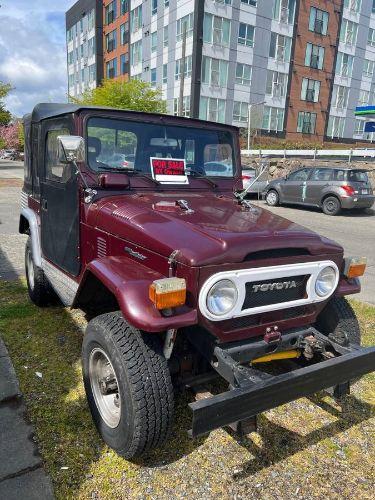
[97,237,107,258]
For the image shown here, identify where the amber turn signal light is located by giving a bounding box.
[344,257,367,279]
[149,278,186,310]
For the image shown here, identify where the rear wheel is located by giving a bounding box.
[322,196,341,216]
[25,237,51,307]
[265,189,279,207]
[82,312,174,459]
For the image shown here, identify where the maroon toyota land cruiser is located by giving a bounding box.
[20,104,374,459]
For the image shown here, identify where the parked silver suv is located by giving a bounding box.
[264,167,374,215]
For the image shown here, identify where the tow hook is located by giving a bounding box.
[302,335,335,361]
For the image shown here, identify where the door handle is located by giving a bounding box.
[42,199,48,211]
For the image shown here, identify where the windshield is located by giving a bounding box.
[347,170,369,183]
[87,117,236,178]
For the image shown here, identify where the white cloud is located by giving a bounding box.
[0,1,77,117]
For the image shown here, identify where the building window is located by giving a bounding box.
[106,58,117,79]
[88,64,96,83]
[305,43,324,69]
[130,40,142,66]
[152,0,158,16]
[301,78,320,102]
[214,0,232,4]
[241,0,257,6]
[68,51,74,65]
[151,31,157,53]
[297,112,316,134]
[235,63,252,86]
[199,97,226,123]
[105,1,117,25]
[344,0,361,13]
[269,33,292,62]
[262,106,284,132]
[88,37,96,57]
[174,96,191,117]
[233,102,248,123]
[120,53,129,75]
[309,7,329,35]
[68,74,75,89]
[368,28,375,47]
[203,13,231,47]
[266,70,288,97]
[363,59,375,78]
[340,19,358,45]
[67,28,73,43]
[130,5,142,33]
[120,22,129,45]
[336,52,353,77]
[106,29,117,53]
[358,89,370,106]
[150,68,157,87]
[238,23,255,47]
[373,0,375,13]
[273,0,296,24]
[202,56,228,86]
[88,9,95,31]
[327,116,345,138]
[165,0,169,7]
[121,0,128,15]
[162,64,168,84]
[333,85,349,109]
[81,44,85,58]
[175,55,192,80]
[163,26,168,47]
[354,118,366,136]
[176,13,194,42]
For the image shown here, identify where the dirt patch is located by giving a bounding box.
[0,179,23,188]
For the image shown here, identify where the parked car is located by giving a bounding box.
[105,153,135,169]
[0,149,17,160]
[204,161,232,176]
[264,166,374,215]
[242,167,269,196]
[20,103,374,459]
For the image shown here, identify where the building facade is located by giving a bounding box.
[66,0,104,99]
[66,0,375,142]
[103,0,130,81]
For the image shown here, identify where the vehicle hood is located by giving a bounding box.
[89,192,343,266]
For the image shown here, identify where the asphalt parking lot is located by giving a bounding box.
[0,159,374,303]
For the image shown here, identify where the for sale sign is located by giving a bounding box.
[150,157,189,184]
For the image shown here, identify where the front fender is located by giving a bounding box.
[74,256,197,332]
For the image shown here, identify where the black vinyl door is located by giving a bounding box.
[40,121,80,276]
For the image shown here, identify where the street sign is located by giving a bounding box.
[364,121,375,132]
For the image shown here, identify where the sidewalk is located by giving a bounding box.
[0,338,54,499]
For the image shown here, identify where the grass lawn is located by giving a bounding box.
[0,279,374,499]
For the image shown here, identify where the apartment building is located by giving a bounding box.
[66,0,104,98]
[66,0,375,142]
[103,0,130,80]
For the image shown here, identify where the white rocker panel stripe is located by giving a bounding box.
[41,259,79,307]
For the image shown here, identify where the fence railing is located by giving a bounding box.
[241,149,375,162]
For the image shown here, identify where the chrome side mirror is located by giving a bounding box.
[58,135,85,164]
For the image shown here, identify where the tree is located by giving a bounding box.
[0,81,12,126]
[71,79,167,114]
[0,123,21,150]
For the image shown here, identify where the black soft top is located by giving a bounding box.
[23,103,239,131]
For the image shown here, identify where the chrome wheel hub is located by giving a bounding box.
[267,192,277,205]
[89,347,121,428]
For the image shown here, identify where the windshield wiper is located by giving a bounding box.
[186,169,217,188]
[97,166,161,186]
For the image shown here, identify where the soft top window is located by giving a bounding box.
[86,116,236,178]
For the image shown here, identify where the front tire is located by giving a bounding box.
[82,312,174,459]
[322,196,341,216]
[316,297,361,347]
[25,237,51,306]
[265,189,279,207]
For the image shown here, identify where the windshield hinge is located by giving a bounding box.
[84,188,97,204]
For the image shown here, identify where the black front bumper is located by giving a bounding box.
[188,339,375,438]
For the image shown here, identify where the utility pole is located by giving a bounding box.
[178,22,187,116]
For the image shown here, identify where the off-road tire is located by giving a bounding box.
[316,297,362,383]
[82,312,174,459]
[265,189,279,207]
[25,237,51,307]
[322,196,341,216]
[316,297,361,347]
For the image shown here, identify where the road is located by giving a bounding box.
[0,159,374,303]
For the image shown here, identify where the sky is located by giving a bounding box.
[0,0,76,117]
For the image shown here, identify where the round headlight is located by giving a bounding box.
[206,280,238,316]
[315,266,337,297]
